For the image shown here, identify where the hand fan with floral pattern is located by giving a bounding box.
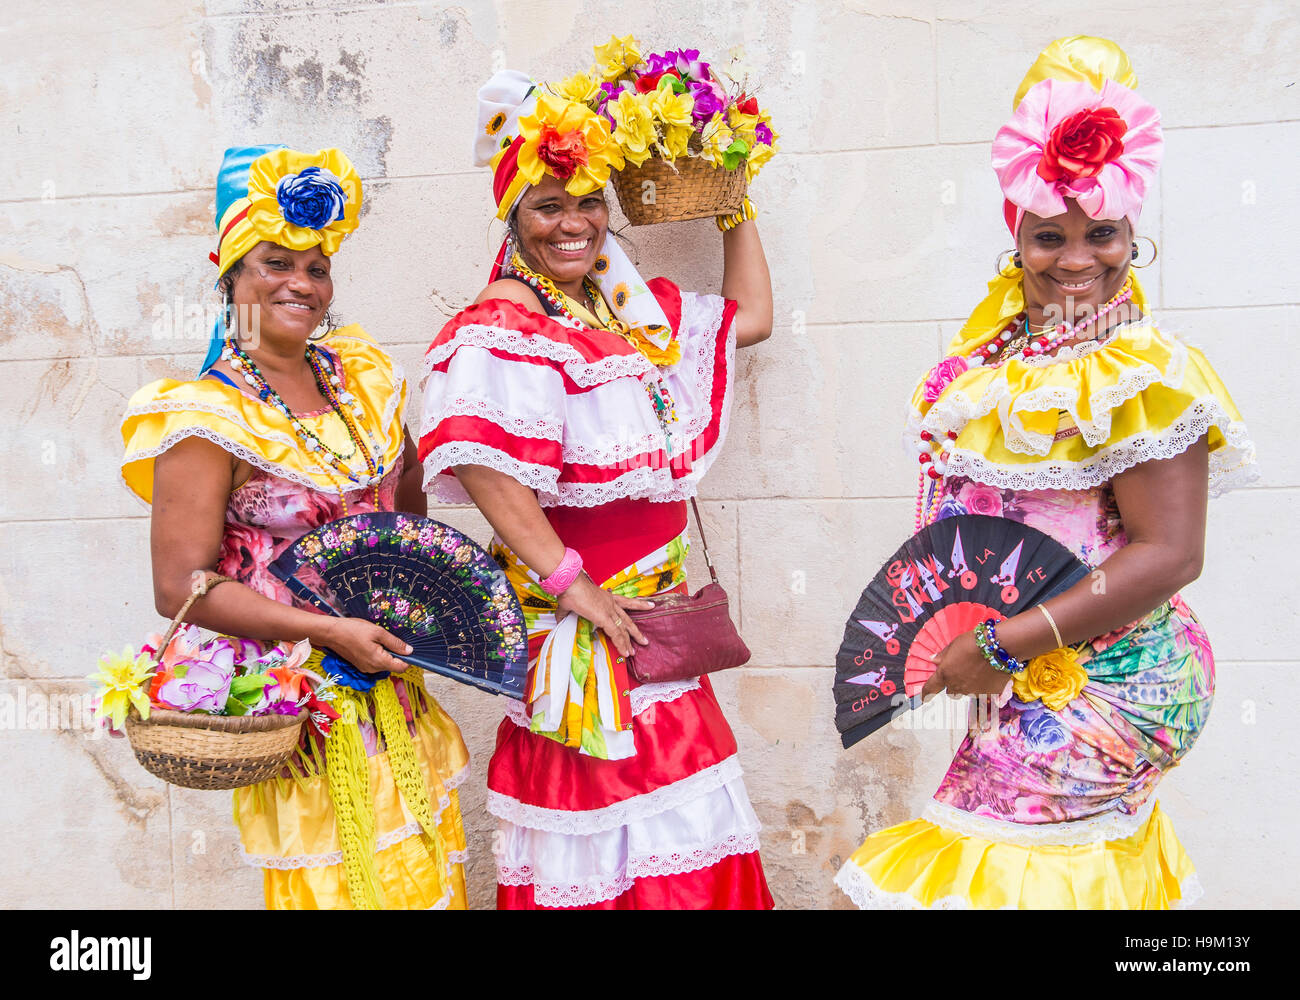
[270,512,527,697]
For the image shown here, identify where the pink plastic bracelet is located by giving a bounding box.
[540,547,583,596]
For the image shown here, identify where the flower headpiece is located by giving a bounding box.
[475,70,623,222]
[474,69,674,360]
[201,145,362,373]
[991,37,1162,236]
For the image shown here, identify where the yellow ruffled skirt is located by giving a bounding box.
[835,803,1200,910]
[233,676,470,910]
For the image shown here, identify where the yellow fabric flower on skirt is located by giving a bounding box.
[609,91,657,168]
[1013,645,1088,712]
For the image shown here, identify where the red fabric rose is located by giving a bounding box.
[635,69,680,93]
[1037,106,1127,182]
[536,126,589,180]
[736,93,759,116]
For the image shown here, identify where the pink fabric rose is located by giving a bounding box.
[923,355,969,403]
[957,482,1004,517]
[155,646,236,713]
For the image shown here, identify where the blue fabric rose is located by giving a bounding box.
[1020,705,1070,753]
[276,166,348,229]
[320,650,387,693]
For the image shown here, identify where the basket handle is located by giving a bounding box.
[153,573,238,664]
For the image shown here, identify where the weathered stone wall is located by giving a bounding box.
[2,0,1295,908]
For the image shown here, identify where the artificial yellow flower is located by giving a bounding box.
[517,92,625,194]
[649,88,695,159]
[593,34,643,81]
[88,646,155,730]
[552,68,602,105]
[727,105,761,140]
[746,128,778,181]
[700,112,737,168]
[609,90,657,168]
[1013,645,1089,712]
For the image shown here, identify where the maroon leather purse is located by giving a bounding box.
[624,499,751,682]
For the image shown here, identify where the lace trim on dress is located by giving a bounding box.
[940,398,1258,497]
[674,292,728,444]
[422,323,656,388]
[923,795,1157,847]
[420,441,560,495]
[834,858,1205,910]
[486,754,746,835]
[495,830,763,908]
[122,427,349,497]
[502,678,701,728]
[122,398,304,450]
[419,396,565,443]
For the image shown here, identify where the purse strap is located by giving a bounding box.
[152,573,238,664]
[689,497,718,585]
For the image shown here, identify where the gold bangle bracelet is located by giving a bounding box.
[1037,604,1063,649]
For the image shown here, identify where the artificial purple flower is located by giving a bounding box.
[643,51,675,75]
[672,49,708,81]
[755,122,774,145]
[687,80,725,122]
[155,648,236,713]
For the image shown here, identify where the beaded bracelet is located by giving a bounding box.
[716,196,757,232]
[973,618,1026,675]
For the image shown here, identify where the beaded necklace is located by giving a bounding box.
[507,252,680,453]
[912,279,1134,531]
[221,337,385,515]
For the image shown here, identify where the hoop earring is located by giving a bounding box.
[222,286,236,339]
[995,249,1022,277]
[307,302,335,341]
[1131,236,1158,268]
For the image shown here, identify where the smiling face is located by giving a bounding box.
[511,173,608,298]
[1018,199,1131,330]
[226,241,332,346]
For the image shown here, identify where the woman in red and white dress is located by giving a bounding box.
[419,70,774,908]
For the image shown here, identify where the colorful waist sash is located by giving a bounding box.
[493,532,688,761]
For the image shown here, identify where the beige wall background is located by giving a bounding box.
[1,0,1295,909]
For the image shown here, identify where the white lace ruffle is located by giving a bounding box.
[421,290,735,508]
[834,858,1205,910]
[422,323,656,388]
[123,426,351,496]
[421,395,563,442]
[922,795,1157,846]
[486,754,745,835]
[497,831,763,908]
[931,398,1258,497]
[502,677,701,729]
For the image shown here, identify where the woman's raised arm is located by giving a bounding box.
[720,219,773,349]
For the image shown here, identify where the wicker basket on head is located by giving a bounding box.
[611,155,746,226]
[123,574,308,790]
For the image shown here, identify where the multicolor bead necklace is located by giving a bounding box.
[913,279,1135,531]
[508,252,680,453]
[222,337,385,514]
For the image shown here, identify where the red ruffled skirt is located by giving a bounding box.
[488,676,773,910]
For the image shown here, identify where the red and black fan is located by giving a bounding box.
[834,515,1089,748]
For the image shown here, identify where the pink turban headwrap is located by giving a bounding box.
[992,39,1163,237]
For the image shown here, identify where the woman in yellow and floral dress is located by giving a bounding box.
[121,144,469,909]
[836,37,1256,910]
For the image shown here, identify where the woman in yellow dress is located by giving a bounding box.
[120,145,469,909]
[836,38,1256,909]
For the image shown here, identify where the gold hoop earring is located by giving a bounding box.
[1131,236,1158,268]
[995,249,1022,277]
